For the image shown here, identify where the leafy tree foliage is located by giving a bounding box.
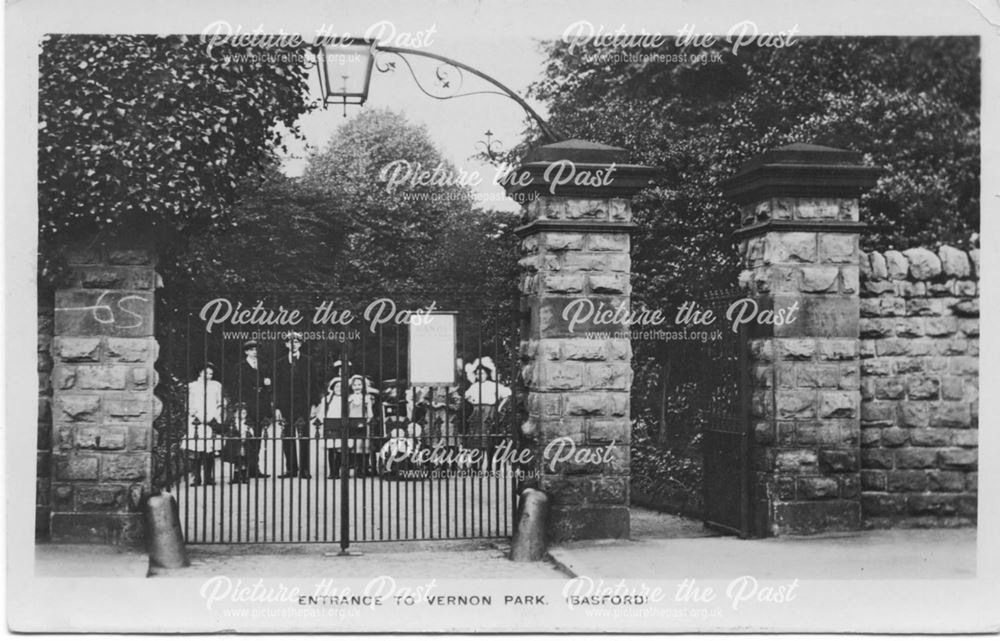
[38,34,315,282]
[527,36,980,308]
[301,108,518,301]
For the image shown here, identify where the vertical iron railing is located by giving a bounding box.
[154,296,520,544]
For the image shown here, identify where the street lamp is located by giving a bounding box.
[312,38,377,117]
[310,40,561,142]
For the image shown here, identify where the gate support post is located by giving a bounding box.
[721,143,880,535]
[49,230,159,545]
[505,140,656,542]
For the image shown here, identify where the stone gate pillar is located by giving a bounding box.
[505,140,656,542]
[721,143,880,534]
[49,232,158,544]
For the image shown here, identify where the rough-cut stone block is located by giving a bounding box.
[860,449,894,469]
[539,417,587,444]
[938,245,971,278]
[75,484,127,511]
[79,266,156,291]
[908,494,960,516]
[819,391,857,418]
[52,367,77,391]
[527,391,563,419]
[778,338,815,360]
[884,250,908,280]
[750,339,774,363]
[776,390,816,418]
[588,273,629,294]
[873,377,905,400]
[588,418,629,444]
[895,448,938,469]
[927,470,966,492]
[587,233,629,252]
[559,252,629,273]
[861,359,892,377]
[924,317,958,337]
[907,376,940,400]
[818,449,858,472]
[938,449,977,470]
[101,453,148,481]
[800,266,839,293]
[104,397,152,422]
[861,401,894,426]
[818,234,857,264]
[543,273,585,294]
[56,395,101,422]
[772,500,860,533]
[534,361,584,390]
[107,248,154,265]
[940,377,966,401]
[764,232,817,263]
[775,449,818,472]
[75,365,128,390]
[902,248,942,280]
[818,339,857,361]
[560,339,606,361]
[861,470,886,491]
[584,363,631,390]
[930,402,972,428]
[126,425,152,451]
[76,426,127,450]
[952,430,977,447]
[798,476,840,499]
[862,493,906,516]
[55,455,99,480]
[54,337,102,362]
[869,251,888,279]
[887,470,929,492]
[953,280,977,297]
[564,393,607,416]
[897,402,929,428]
[863,280,896,295]
[542,232,585,251]
[547,505,629,542]
[49,512,145,546]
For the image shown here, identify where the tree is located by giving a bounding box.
[37,34,315,283]
[527,36,980,309]
[301,108,504,295]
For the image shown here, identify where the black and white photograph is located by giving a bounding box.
[5,0,999,634]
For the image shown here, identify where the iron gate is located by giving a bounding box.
[153,294,523,546]
[696,289,754,537]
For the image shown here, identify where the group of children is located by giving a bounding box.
[181,353,512,484]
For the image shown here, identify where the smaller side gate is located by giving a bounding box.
[696,289,756,538]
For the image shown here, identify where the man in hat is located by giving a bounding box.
[228,339,272,478]
[273,331,320,479]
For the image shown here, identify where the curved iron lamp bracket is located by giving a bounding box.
[375,45,562,143]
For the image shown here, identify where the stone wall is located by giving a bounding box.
[49,240,158,544]
[859,245,979,526]
[37,295,54,539]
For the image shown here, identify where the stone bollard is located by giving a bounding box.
[146,490,189,568]
[510,488,549,562]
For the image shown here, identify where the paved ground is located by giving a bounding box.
[549,508,977,580]
[149,539,566,579]
[34,544,149,578]
[34,507,977,581]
